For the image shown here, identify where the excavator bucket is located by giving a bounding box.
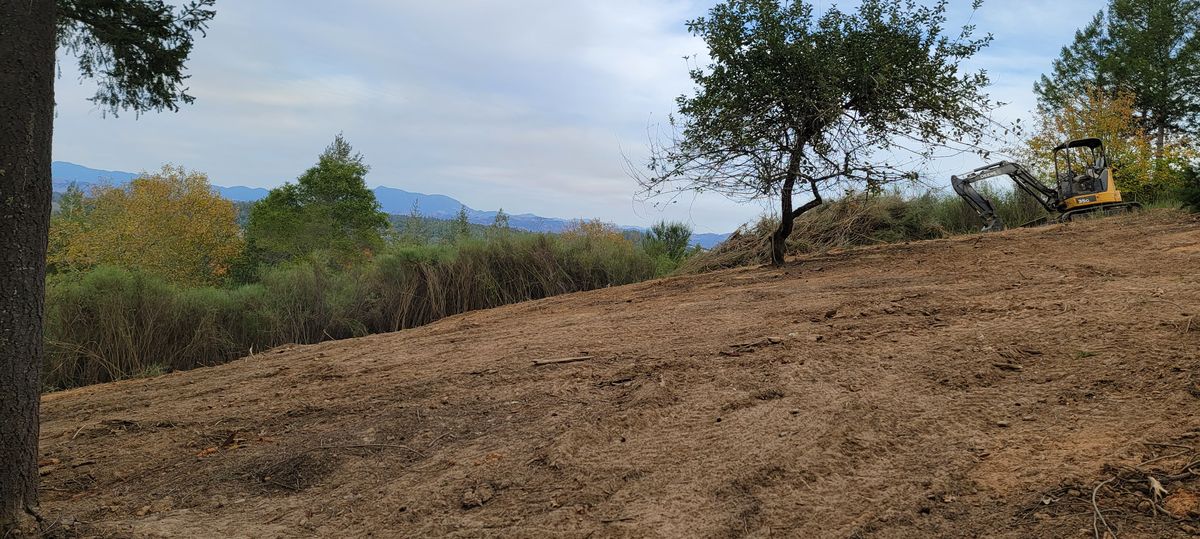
[951,169,1004,232]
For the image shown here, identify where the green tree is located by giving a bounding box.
[642,221,693,261]
[401,200,428,245]
[492,208,510,230]
[247,135,389,265]
[452,205,472,242]
[1034,0,1200,153]
[639,0,996,265]
[1181,165,1200,211]
[1,1,214,529]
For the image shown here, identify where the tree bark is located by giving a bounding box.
[1155,124,1165,160]
[770,143,825,266]
[770,176,797,266]
[0,0,56,530]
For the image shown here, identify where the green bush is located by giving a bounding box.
[43,267,268,389]
[43,229,664,390]
[1180,165,1200,213]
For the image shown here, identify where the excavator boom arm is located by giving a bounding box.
[950,161,1059,231]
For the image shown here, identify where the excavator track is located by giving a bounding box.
[1058,201,1142,222]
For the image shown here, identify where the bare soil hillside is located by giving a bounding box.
[36,211,1200,538]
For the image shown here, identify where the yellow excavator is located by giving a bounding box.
[951,137,1141,231]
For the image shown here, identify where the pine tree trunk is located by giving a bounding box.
[1155,124,1165,160]
[0,0,56,530]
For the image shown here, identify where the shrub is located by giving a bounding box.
[43,230,662,390]
[43,267,266,389]
[1181,165,1200,213]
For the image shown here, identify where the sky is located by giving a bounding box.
[52,0,1106,233]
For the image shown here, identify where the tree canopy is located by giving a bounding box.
[57,0,217,114]
[1034,0,1200,147]
[247,135,390,265]
[49,166,243,286]
[642,221,693,262]
[640,0,997,264]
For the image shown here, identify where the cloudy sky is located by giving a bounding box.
[52,0,1105,233]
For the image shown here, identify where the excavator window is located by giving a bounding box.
[1054,142,1106,196]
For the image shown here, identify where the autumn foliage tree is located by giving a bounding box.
[49,166,244,286]
[1034,0,1200,154]
[1019,86,1195,200]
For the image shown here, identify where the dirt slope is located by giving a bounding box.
[37,211,1200,538]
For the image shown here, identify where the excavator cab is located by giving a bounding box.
[1053,138,1112,203]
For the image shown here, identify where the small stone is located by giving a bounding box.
[767,336,783,344]
[1022,415,1035,421]
[996,421,1010,428]
[1067,489,1081,497]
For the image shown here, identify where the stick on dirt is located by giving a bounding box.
[532,356,593,367]
[1092,476,1117,539]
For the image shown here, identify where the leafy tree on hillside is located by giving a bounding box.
[1181,165,1200,211]
[48,165,244,285]
[1034,0,1200,154]
[492,208,510,230]
[247,135,389,265]
[1,1,214,528]
[642,221,693,261]
[400,200,428,245]
[452,205,472,242]
[639,0,997,265]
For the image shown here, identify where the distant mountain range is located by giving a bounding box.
[51,161,729,248]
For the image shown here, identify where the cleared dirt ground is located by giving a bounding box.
[36,211,1200,538]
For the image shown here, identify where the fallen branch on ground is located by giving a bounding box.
[532,356,593,367]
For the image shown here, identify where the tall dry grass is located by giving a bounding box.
[44,230,658,390]
[680,189,1047,273]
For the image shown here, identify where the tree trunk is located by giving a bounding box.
[770,176,796,266]
[0,0,56,531]
[1155,124,1165,160]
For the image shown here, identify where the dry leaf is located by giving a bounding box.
[1148,475,1168,501]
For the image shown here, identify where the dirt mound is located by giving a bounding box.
[35,211,1200,538]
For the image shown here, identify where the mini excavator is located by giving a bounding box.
[951,137,1141,231]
